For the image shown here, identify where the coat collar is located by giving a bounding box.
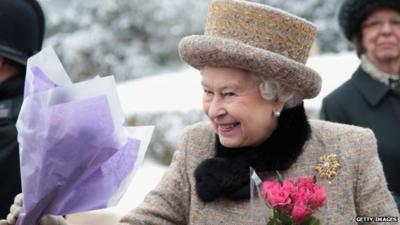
[194,104,311,202]
[0,71,25,100]
[351,66,391,107]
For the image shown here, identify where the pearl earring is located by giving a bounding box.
[273,110,281,117]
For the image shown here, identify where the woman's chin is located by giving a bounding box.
[219,137,241,148]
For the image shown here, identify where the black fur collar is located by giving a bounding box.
[194,104,311,202]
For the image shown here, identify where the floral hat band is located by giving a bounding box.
[179,0,322,105]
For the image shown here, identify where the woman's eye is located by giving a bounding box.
[204,89,213,95]
[363,20,382,28]
[391,19,400,26]
[224,92,236,97]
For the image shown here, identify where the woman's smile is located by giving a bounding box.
[218,122,240,133]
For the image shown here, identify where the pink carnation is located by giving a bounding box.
[260,175,326,224]
[261,180,291,208]
[308,185,326,210]
[291,199,313,222]
[282,179,296,193]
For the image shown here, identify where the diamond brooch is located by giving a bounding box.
[315,154,340,182]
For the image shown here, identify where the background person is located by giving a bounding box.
[320,0,400,209]
[0,0,45,218]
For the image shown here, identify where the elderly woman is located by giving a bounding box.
[1,0,399,225]
[320,0,400,209]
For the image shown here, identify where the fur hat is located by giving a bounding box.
[178,0,321,103]
[338,0,400,42]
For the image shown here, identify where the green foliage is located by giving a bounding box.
[299,216,320,225]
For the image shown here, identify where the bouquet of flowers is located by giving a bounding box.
[251,170,326,225]
[15,47,154,225]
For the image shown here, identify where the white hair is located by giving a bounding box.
[250,73,302,108]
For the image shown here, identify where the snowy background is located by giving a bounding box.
[36,0,357,166]
[38,0,350,82]
[33,0,361,223]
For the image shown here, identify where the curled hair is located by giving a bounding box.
[251,73,302,108]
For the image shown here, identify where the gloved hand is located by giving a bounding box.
[0,194,68,225]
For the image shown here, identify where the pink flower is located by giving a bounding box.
[308,185,326,210]
[281,179,297,213]
[296,178,314,188]
[291,200,313,223]
[261,180,291,208]
[282,179,296,193]
[260,180,280,199]
[260,175,327,224]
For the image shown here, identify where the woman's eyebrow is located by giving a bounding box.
[200,81,209,88]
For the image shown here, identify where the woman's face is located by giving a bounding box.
[201,66,283,148]
[361,8,400,63]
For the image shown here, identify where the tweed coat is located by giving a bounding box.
[320,66,400,207]
[120,120,399,225]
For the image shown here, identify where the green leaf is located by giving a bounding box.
[276,171,284,184]
[267,220,275,225]
[309,217,321,225]
[276,208,282,218]
[298,216,320,225]
[281,213,293,225]
[267,217,279,225]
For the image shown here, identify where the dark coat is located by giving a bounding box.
[320,66,400,208]
[0,73,24,218]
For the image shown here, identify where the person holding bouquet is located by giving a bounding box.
[0,0,45,219]
[1,0,399,224]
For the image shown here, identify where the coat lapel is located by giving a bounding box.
[351,66,391,107]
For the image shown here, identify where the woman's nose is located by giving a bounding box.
[208,98,226,119]
[381,21,394,34]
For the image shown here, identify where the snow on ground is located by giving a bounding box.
[116,159,167,212]
[66,159,167,224]
[117,51,360,115]
[304,52,359,110]
[117,66,203,114]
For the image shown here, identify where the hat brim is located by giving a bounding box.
[179,35,321,99]
[0,45,28,65]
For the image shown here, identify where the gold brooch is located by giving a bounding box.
[315,154,340,182]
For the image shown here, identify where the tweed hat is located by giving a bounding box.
[339,0,400,42]
[179,0,321,104]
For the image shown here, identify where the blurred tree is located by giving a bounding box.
[41,0,209,82]
[40,0,349,82]
[255,0,349,53]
